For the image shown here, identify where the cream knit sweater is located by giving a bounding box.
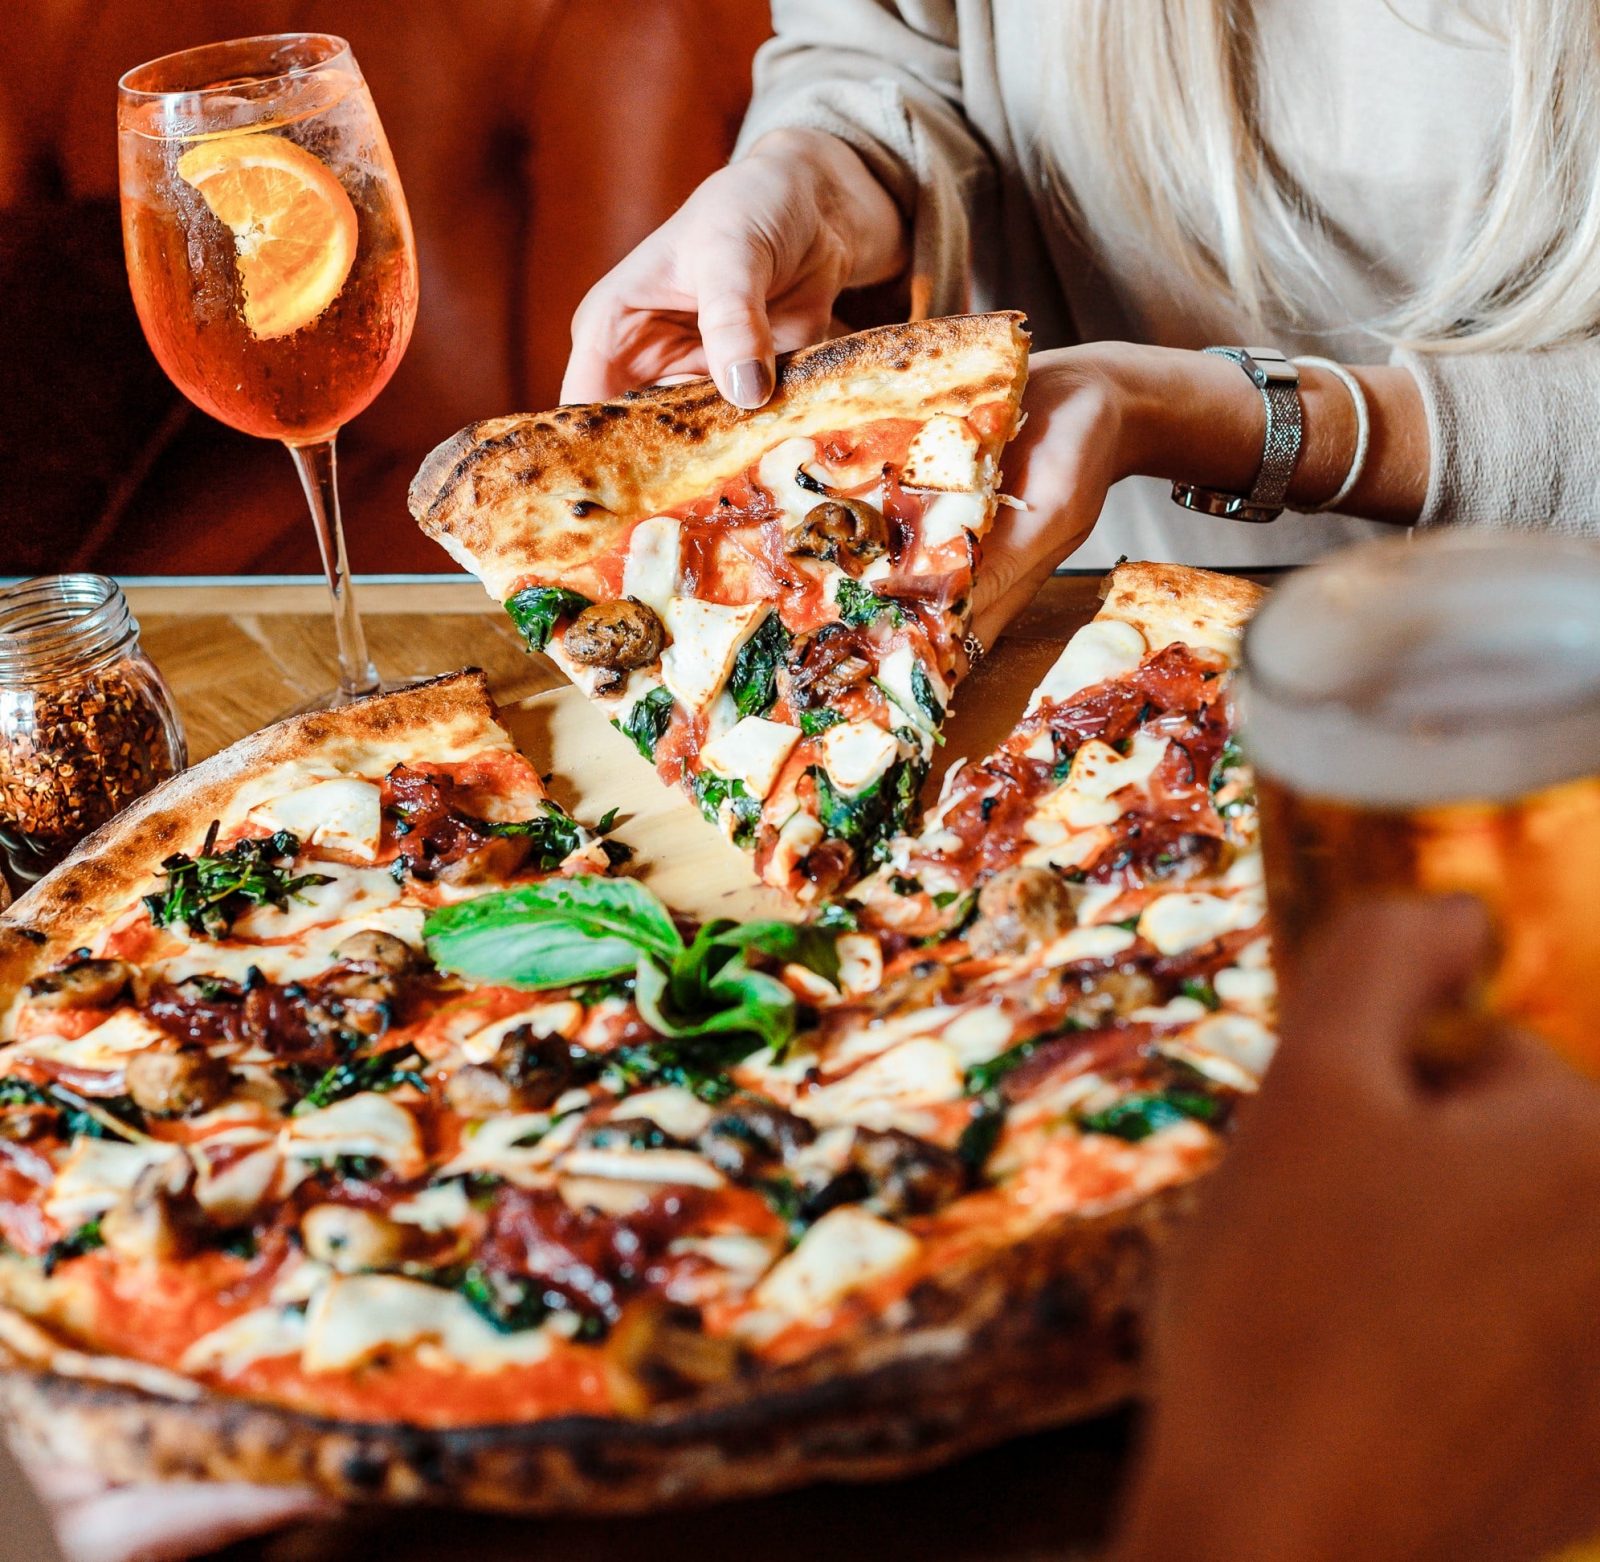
[735,0,1600,567]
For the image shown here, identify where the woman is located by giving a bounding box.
[562,0,1600,644]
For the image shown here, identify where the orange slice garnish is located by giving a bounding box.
[177,133,358,340]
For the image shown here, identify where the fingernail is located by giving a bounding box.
[727,359,773,409]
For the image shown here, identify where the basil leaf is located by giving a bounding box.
[424,876,683,988]
[615,686,676,761]
[634,951,796,1054]
[505,586,592,652]
[834,578,905,628]
[713,918,843,986]
[727,613,792,720]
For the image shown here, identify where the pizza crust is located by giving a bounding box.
[0,671,509,1002]
[0,1183,1192,1512]
[1097,562,1266,663]
[408,313,1031,604]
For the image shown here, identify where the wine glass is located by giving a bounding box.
[117,34,419,708]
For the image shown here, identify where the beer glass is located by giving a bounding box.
[118,35,419,708]
[1240,532,1600,1072]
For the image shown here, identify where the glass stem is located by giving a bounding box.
[288,436,379,700]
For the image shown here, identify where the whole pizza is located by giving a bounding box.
[0,316,1274,1513]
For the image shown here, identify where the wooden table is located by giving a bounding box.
[122,573,1140,1562]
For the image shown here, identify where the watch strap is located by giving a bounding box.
[1171,347,1303,524]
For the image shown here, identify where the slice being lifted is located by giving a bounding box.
[409,313,1031,901]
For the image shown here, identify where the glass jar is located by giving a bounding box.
[0,575,186,887]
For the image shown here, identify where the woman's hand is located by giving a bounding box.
[561,129,907,409]
[1112,897,1600,1562]
[14,1455,334,1562]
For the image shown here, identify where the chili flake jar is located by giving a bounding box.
[0,574,186,886]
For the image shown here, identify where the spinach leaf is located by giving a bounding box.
[956,1096,1006,1173]
[692,771,763,849]
[42,1217,104,1276]
[424,876,682,989]
[912,662,946,726]
[144,826,332,940]
[458,1264,554,1334]
[963,1039,1037,1097]
[834,578,905,628]
[615,686,676,761]
[727,614,792,720]
[602,1044,739,1104]
[285,1045,429,1113]
[1076,1090,1220,1143]
[470,802,599,871]
[505,586,592,652]
[799,708,843,738]
[1178,977,1221,1011]
[1209,735,1244,795]
[809,754,928,868]
[0,1077,145,1141]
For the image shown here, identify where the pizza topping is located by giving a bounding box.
[749,1204,918,1321]
[1027,619,1148,714]
[22,957,135,1011]
[562,600,667,681]
[1137,891,1264,958]
[700,717,802,802]
[506,585,593,652]
[756,436,828,529]
[819,721,900,795]
[790,498,889,569]
[100,1155,204,1262]
[660,598,769,712]
[966,867,1077,959]
[144,827,333,941]
[281,1093,426,1181]
[247,778,383,863]
[300,1203,414,1274]
[446,1027,578,1116]
[901,414,983,493]
[620,517,682,617]
[614,683,676,761]
[123,1047,234,1119]
[787,624,875,708]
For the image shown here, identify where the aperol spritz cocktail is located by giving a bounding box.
[118,34,419,705]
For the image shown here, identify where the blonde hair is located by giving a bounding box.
[1043,0,1600,352]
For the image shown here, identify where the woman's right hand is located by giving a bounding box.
[561,129,907,410]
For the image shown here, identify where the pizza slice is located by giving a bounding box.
[409,313,1030,901]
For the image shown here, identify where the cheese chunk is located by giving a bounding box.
[796,1038,964,1129]
[1213,964,1277,1011]
[752,1206,919,1318]
[820,720,900,795]
[281,1093,425,1180]
[757,436,825,528]
[438,1111,576,1184]
[918,489,988,550]
[181,1307,307,1376]
[1138,891,1264,958]
[154,903,427,988]
[660,598,769,711]
[902,414,982,492]
[10,1006,173,1074]
[1026,730,1169,835]
[942,1005,1016,1067]
[621,516,681,618]
[558,1146,725,1188]
[614,1086,715,1141]
[46,1140,184,1229]
[1028,619,1147,713]
[302,1274,553,1373]
[390,1182,473,1231]
[247,778,383,862]
[835,933,883,998]
[1188,1011,1277,1077]
[1038,925,1139,967]
[877,645,948,734]
[701,716,802,800]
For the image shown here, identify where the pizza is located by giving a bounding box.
[408,314,1030,900]
[0,559,1279,1514]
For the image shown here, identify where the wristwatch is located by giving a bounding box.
[1171,347,1302,523]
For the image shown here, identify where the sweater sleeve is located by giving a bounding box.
[733,0,994,319]
[1394,343,1600,537]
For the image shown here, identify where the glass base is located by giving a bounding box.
[283,675,433,717]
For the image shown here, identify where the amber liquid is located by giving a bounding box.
[1259,772,1600,1073]
[118,73,417,445]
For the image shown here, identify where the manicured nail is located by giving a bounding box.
[727,358,773,409]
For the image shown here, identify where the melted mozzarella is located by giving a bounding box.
[1213,964,1277,1011]
[390,1182,473,1231]
[181,1307,307,1376]
[614,1086,714,1141]
[621,517,681,617]
[303,1274,554,1373]
[835,933,883,998]
[280,1094,426,1180]
[459,1002,584,1065]
[796,1038,964,1129]
[1037,925,1139,967]
[438,1111,576,1184]
[941,1006,1016,1067]
[820,720,899,794]
[227,864,403,941]
[660,598,769,711]
[45,1139,184,1229]
[757,436,824,528]
[917,490,988,550]
[701,716,802,801]
[1028,619,1148,714]
[156,904,428,988]
[752,1205,919,1318]
[1138,891,1265,958]
[7,1006,171,1073]
[557,1146,724,1187]
[902,415,982,492]
[877,645,947,735]
[247,778,382,863]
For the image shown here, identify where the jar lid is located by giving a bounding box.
[0,574,138,686]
